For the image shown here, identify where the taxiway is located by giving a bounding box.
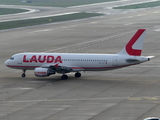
[0,1,160,120]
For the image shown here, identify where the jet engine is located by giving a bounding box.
[34,67,55,77]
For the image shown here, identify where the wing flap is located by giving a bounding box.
[41,63,84,73]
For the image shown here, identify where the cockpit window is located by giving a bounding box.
[10,57,14,60]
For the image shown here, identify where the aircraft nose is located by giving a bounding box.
[4,59,10,66]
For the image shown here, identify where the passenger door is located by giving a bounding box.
[17,55,22,64]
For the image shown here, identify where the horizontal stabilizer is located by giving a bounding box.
[146,56,155,59]
[126,59,140,63]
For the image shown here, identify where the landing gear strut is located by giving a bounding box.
[75,72,81,78]
[21,69,26,77]
[61,74,68,80]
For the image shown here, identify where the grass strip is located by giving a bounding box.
[0,0,119,7]
[114,1,160,9]
[0,8,28,15]
[0,12,103,30]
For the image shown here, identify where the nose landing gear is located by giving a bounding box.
[21,69,26,77]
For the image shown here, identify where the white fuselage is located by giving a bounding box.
[4,29,151,79]
[5,53,149,72]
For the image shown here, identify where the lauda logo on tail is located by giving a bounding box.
[118,29,146,56]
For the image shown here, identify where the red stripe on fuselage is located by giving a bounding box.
[7,63,139,71]
[6,65,40,69]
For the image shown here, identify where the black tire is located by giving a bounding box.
[75,72,81,78]
[21,73,26,77]
[61,75,68,80]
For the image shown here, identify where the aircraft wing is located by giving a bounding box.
[41,63,85,73]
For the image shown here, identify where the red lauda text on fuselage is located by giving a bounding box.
[23,55,62,63]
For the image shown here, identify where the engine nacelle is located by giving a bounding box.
[34,67,55,77]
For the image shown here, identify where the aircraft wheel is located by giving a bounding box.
[22,69,26,77]
[75,72,81,78]
[61,75,68,80]
[21,73,26,77]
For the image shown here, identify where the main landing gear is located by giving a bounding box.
[21,69,26,77]
[61,74,68,80]
[61,72,81,80]
[20,69,81,79]
[75,72,81,78]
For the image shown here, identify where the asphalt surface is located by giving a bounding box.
[0,0,159,22]
[1,1,160,120]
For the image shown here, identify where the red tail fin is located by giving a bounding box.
[118,29,146,56]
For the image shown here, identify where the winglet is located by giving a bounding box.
[118,29,146,56]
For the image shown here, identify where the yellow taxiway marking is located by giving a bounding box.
[153,11,160,14]
[144,97,159,100]
[149,100,160,104]
[127,98,142,100]
[90,22,99,24]
[3,96,160,103]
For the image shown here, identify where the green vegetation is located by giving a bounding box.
[0,0,119,7]
[0,12,103,30]
[114,1,160,9]
[0,8,28,15]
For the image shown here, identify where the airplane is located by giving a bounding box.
[4,29,153,80]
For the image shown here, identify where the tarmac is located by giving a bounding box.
[0,2,160,120]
